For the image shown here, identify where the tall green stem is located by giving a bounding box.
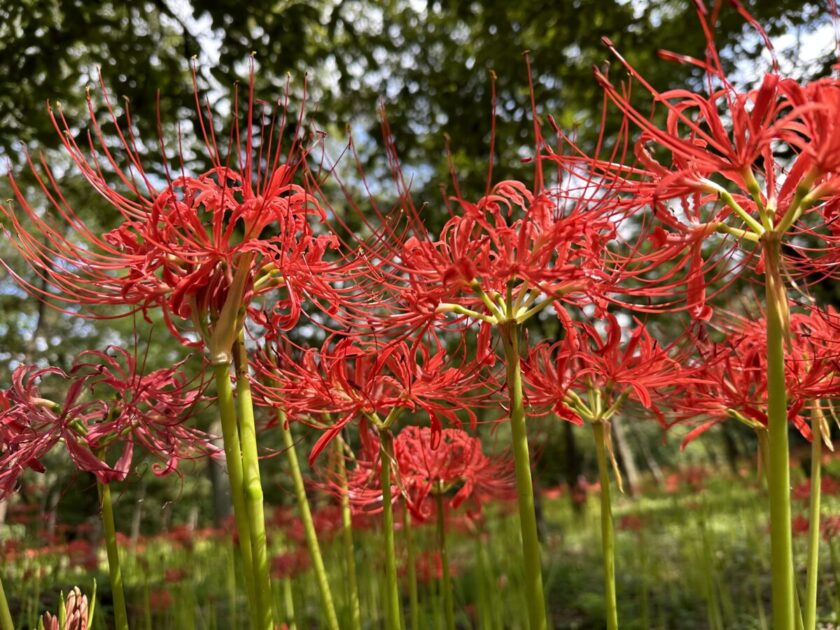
[212,362,258,626]
[403,504,419,630]
[0,573,14,630]
[335,437,362,630]
[233,336,274,630]
[499,322,547,630]
[96,481,128,630]
[277,412,340,630]
[380,430,403,630]
[764,234,795,630]
[804,404,824,630]
[592,421,618,630]
[282,576,296,630]
[435,490,455,630]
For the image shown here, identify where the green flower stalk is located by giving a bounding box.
[499,322,547,630]
[592,421,618,630]
[233,335,275,630]
[334,436,362,630]
[804,403,830,630]
[403,505,420,630]
[213,362,259,625]
[0,573,14,630]
[434,488,455,630]
[96,480,128,630]
[379,430,403,630]
[763,234,795,630]
[276,411,340,630]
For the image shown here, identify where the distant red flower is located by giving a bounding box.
[618,514,645,532]
[792,475,840,502]
[394,426,515,521]
[792,515,810,538]
[271,549,310,580]
[343,425,514,521]
[148,589,173,611]
[412,551,445,583]
[822,515,840,542]
[164,568,187,584]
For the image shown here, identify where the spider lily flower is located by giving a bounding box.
[0,348,217,497]
[574,4,840,320]
[524,314,695,428]
[0,365,116,497]
[392,425,515,521]
[674,308,840,447]
[385,178,623,335]
[339,425,514,519]
[2,65,343,364]
[254,333,488,464]
[70,346,219,477]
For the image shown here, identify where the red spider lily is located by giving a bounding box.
[402,181,615,315]
[341,425,514,520]
[70,346,219,477]
[569,3,840,317]
[673,308,840,446]
[524,314,696,427]
[384,178,624,336]
[393,425,515,521]
[0,347,218,497]
[2,65,343,363]
[271,549,311,580]
[822,515,840,542]
[254,333,489,464]
[0,365,116,497]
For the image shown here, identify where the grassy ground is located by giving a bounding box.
[2,462,839,628]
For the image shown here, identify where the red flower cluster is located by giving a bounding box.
[3,67,344,363]
[674,309,840,446]
[0,347,216,496]
[574,8,840,319]
[255,335,487,463]
[525,314,692,426]
[344,425,514,520]
[395,179,619,328]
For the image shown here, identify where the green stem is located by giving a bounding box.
[96,481,129,630]
[435,491,455,630]
[499,322,547,630]
[592,421,619,630]
[804,405,824,630]
[212,362,258,627]
[764,233,795,630]
[282,577,296,630]
[403,504,420,630]
[335,436,362,630]
[757,430,770,491]
[380,430,403,630]
[233,335,274,630]
[829,540,840,615]
[0,572,14,630]
[277,412,340,630]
